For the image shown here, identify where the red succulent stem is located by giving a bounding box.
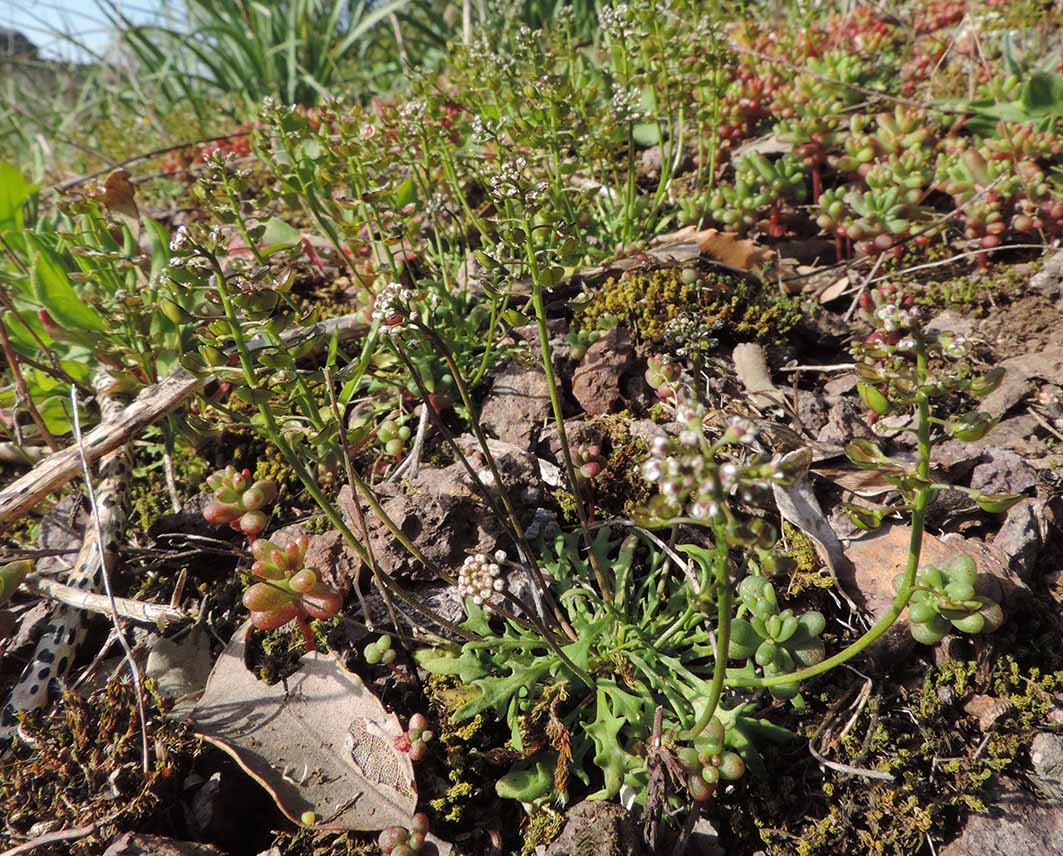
[295,611,316,652]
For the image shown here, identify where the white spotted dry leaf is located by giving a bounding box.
[191,622,444,845]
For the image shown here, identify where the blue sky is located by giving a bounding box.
[1,1,170,59]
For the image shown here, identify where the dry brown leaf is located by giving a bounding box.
[191,623,443,842]
[694,228,774,271]
[652,225,774,272]
[818,276,849,304]
[813,465,900,497]
[147,625,213,716]
[102,169,140,241]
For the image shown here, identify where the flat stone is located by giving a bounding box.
[103,833,224,856]
[940,782,1063,856]
[1031,732,1063,800]
[841,525,1030,669]
[571,327,635,416]
[546,799,644,856]
[480,362,553,451]
[1029,250,1063,301]
[992,499,1049,583]
[969,449,1038,496]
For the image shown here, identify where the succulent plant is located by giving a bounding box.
[675,716,746,802]
[395,712,435,762]
[365,633,397,666]
[378,812,434,856]
[243,534,342,631]
[894,555,1003,645]
[729,577,826,700]
[709,152,807,235]
[202,467,278,538]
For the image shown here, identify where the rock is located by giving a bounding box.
[935,415,1050,473]
[546,799,645,856]
[103,833,225,856]
[302,529,362,593]
[939,782,1063,855]
[638,145,663,179]
[149,491,230,543]
[794,390,830,435]
[339,439,543,580]
[362,583,466,639]
[1029,250,1063,301]
[572,327,635,416]
[823,373,858,396]
[817,397,875,445]
[992,499,1049,583]
[981,347,1063,418]
[626,419,666,446]
[927,309,978,338]
[481,362,553,450]
[969,449,1038,496]
[1031,732,1063,800]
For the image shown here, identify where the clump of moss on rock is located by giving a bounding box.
[577,267,803,346]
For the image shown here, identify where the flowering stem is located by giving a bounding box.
[728,352,933,690]
[524,233,613,601]
[680,521,732,739]
[207,255,479,643]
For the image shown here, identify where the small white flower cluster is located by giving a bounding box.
[941,334,969,359]
[641,401,724,520]
[664,311,721,359]
[489,157,547,205]
[457,551,507,608]
[600,3,636,41]
[875,302,921,334]
[372,281,414,335]
[640,402,786,521]
[399,99,426,132]
[610,85,644,124]
[725,415,758,445]
[169,225,191,253]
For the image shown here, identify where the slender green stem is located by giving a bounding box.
[207,254,478,642]
[680,521,732,739]
[523,230,613,601]
[729,353,934,690]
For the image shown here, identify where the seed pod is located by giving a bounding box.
[857,382,891,415]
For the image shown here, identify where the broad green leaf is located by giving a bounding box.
[1020,72,1063,116]
[632,122,661,147]
[456,659,552,719]
[0,163,36,235]
[28,237,106,333]
[259,216,302,254]
[394,176,417,208]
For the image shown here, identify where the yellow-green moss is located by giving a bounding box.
[742,650,1063,856]
[781,520,834,595]
[522,807,566,856]
[577,268,802,346]
[0,681,197,853]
